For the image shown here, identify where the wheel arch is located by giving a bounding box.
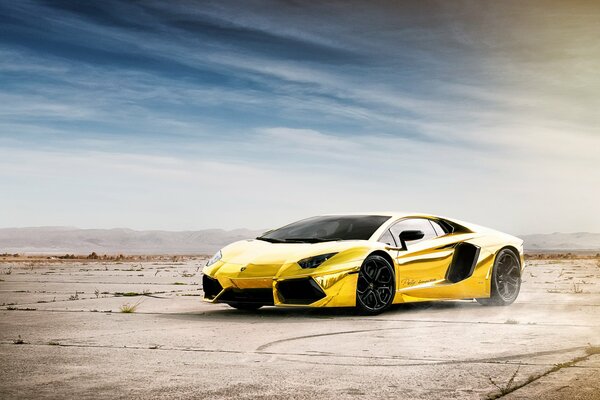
[355,250,396,315]
[367,250,395,271]
[480,245,521,284]
[487,245,522,279]
[477,245,522,306]
[496,245,521,266]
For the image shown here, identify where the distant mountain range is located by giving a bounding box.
[0,227,599,255]
[0,227,264,255]
[519,232,600,252]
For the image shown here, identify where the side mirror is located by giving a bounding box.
[398,230,424,251]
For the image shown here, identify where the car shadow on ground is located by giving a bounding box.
[162,300,481,322]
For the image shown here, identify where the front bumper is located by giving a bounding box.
[203,275,275,305]
[202,261,360,308]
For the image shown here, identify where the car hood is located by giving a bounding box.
[220,239,369,265]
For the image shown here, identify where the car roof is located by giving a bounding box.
[320,212,435,219]
[318,212,484,234]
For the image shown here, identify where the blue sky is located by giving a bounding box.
[0,0,599,233]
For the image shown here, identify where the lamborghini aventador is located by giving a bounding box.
[202,213,524,315]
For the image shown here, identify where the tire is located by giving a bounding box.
[356,255,395,315]
[228,303,263,311]
[476,248,521,306]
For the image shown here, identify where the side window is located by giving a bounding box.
[389,218,437,247]
[429,220,446,237]
[378,229,396,246]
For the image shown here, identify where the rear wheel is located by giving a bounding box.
[477,249,521,306]
[356,255,395,315]
[227,303,263,311]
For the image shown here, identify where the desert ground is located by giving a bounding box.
[0,255,599,399]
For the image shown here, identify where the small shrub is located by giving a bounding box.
[115,292,140,297]
[119,303,138,313]
[13,335,26,344]
[119,298,143,313]
[58,254,76,260]
[505,319,519,325]
[489,364,520,395]
[68,291,81,301]
[585,345,600,356]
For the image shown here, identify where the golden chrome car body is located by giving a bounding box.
[202,213,524,308]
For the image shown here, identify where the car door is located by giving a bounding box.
[387,218,453,294]
[387,218,482,300]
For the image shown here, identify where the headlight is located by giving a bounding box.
[297,253,337,269]
[206,250,222,266]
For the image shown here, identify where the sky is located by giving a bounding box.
[0,0,599,234]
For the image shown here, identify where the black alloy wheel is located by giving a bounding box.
[477,248,521,306]
[356,255,395,315]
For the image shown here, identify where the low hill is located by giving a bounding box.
[1,228,599,255]
[520,232,600,252]
[0,227,264,255]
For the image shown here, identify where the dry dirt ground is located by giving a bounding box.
[0,256,599,399]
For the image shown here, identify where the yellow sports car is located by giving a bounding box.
[202,213,524,315]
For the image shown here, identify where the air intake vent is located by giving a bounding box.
[202,275,223,299]
[277,278,326,305]
[218,288,274,305]
[446,243,480,283]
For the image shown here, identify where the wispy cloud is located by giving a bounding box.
[0,1,599,233]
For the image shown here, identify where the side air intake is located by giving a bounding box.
[446,243,481,283]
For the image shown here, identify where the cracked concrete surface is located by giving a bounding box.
[0,257,599,399]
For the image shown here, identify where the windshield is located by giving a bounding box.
[258,215,391,243]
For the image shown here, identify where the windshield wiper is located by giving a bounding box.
[255,236,286,243]
[284,237,343,243]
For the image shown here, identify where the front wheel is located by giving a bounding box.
[477,248,521,306]
[356,255,395,315]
